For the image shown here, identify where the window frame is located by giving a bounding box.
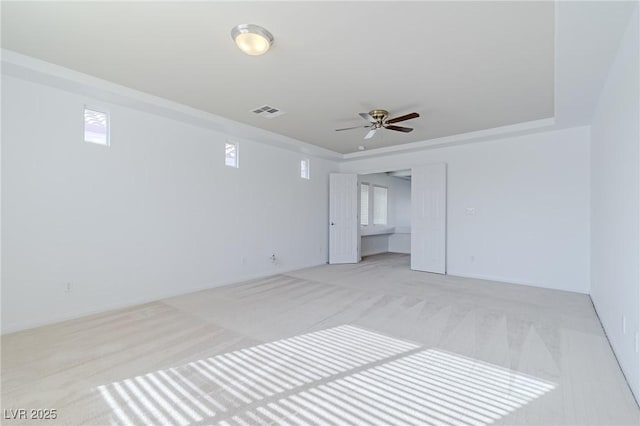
[225,141,239,168]
[372,185,388,226]
[300,158,310,179]
[83,105,110,147]
[360,182,370,226]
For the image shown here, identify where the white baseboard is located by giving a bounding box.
[361,249,388,257]
[1,261,327,335]
[446,270,589,294]
[589,296,640,406]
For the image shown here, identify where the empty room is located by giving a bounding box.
[1,1,639,425]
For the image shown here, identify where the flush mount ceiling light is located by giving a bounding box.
[231,24,274,56]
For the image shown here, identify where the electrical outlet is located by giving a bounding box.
[622,316,627,334]
[64,282,72,293]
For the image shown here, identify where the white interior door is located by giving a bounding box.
[411,163,447,273]
[329,173,359,264]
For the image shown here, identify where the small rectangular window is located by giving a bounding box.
[300,159,310,179]
[225,142,238,168]
[360,183,370,226]
[373,186,388,225]
[84,107,109,146]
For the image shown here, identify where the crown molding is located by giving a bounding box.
[341,118,556,161]
[1,49,343,162]
[3,49,558,163]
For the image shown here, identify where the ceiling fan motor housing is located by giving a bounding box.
[369,109,389,123]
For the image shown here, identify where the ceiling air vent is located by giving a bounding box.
[251,104,285,119]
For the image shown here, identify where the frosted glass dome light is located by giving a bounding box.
[231,24,274,56]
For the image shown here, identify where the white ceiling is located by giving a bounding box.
[555,1,639,127]
[1,1,556,154]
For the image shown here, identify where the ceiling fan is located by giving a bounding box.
[335,109,420,139]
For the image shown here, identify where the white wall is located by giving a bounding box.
[1,75,338,333]
[342,126,591,293]
[388,176,411,254]
[590,5,639,401]
[360,234,389,257]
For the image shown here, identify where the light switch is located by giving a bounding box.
[465,207,477,215]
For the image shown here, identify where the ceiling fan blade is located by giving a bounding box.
[335,125,370,131]
[386,112,419,124]
[364,129,377,139]
[385,124,413,133]
[359,112,377,123]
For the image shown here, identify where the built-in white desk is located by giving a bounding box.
[360,226,395,237]
[361,226,411,256]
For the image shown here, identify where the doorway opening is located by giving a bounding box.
[329,164,446,274]
[358,170,411,260]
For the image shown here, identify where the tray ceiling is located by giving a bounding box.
[1,1,554,154]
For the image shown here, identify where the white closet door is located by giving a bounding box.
[329,173,359,264]
[411,163,447,273]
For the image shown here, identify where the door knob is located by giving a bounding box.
[331,222,335,226]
